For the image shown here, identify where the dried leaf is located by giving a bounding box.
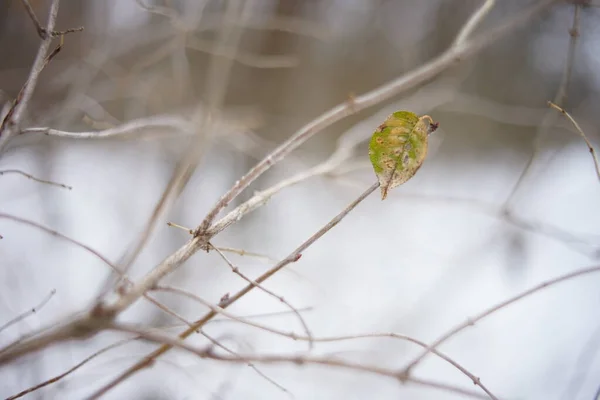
[368,111,438,200]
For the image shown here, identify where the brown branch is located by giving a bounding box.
[5,338,133,400]
[502,2,581,207]
[548,101,600,182]
[19,0,83,39]
[142,293,291,394]
[20,115,194,139]
[0,0,82,153]
[0,289,56,333]
[402,264,600,374]
[209,243,315,350]
[0,169,71,189]
[0,213,118,274]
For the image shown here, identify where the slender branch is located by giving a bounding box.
[503,2,581,206]
[19,0,83,39]
[0,0,60,154]
[0,169,72,189]
[0,213,118,274]
[195,0,557,235]
[5,338,133,400]
[548,101,600,182]
[20,115,194,139]
[0,289,56,333]
[453,0,496,47]
[142,293,291,394]
[210,244,315,350]
[186,36,298,69]
[402,264,600,374]
[214,246,277,263]
[86,182,379,398]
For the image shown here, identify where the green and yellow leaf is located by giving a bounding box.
[368,111,438,200]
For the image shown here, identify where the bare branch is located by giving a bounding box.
[0,289,56,333]
[0,213,118,274]
[548,101,600,182]
[5,338,133,400]
[503,2,581,206]
[20,115,194,139]
[453,0,496,47]
[0,169,71,189]
[210,244,314,349]
[0,0,61,153]
[402,264,600,374]
[186,36,298,69]
[19,0,83,39]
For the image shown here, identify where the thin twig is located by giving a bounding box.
[214,246,277,263]
[548,101,600,182]
[0,289,57,333]
[453,0,496,47]
[20,115,193,139]
[195,0,557,235]
[19,0,83,39]
[186,36,298,69]
[0,169,72,189]
[5,338,133,400]
[502,2,581,206]
[402,264,600,374]
[142,293,291,394]
[0,213,118,274]
[559,320,600,400]
[210,243,315,350]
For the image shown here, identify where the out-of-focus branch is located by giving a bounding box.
[453,0,496,46]
[0,169,72,189]
[548,101,600,182]
[20,115,194,139]
[5,338,133,400]
[0,0,62,154]
[209,244,314,349]
[19,0,83,39]
[402,264,600,374]
[503,2,581,207]
[106,0,248,288]
[0,289,56,333]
